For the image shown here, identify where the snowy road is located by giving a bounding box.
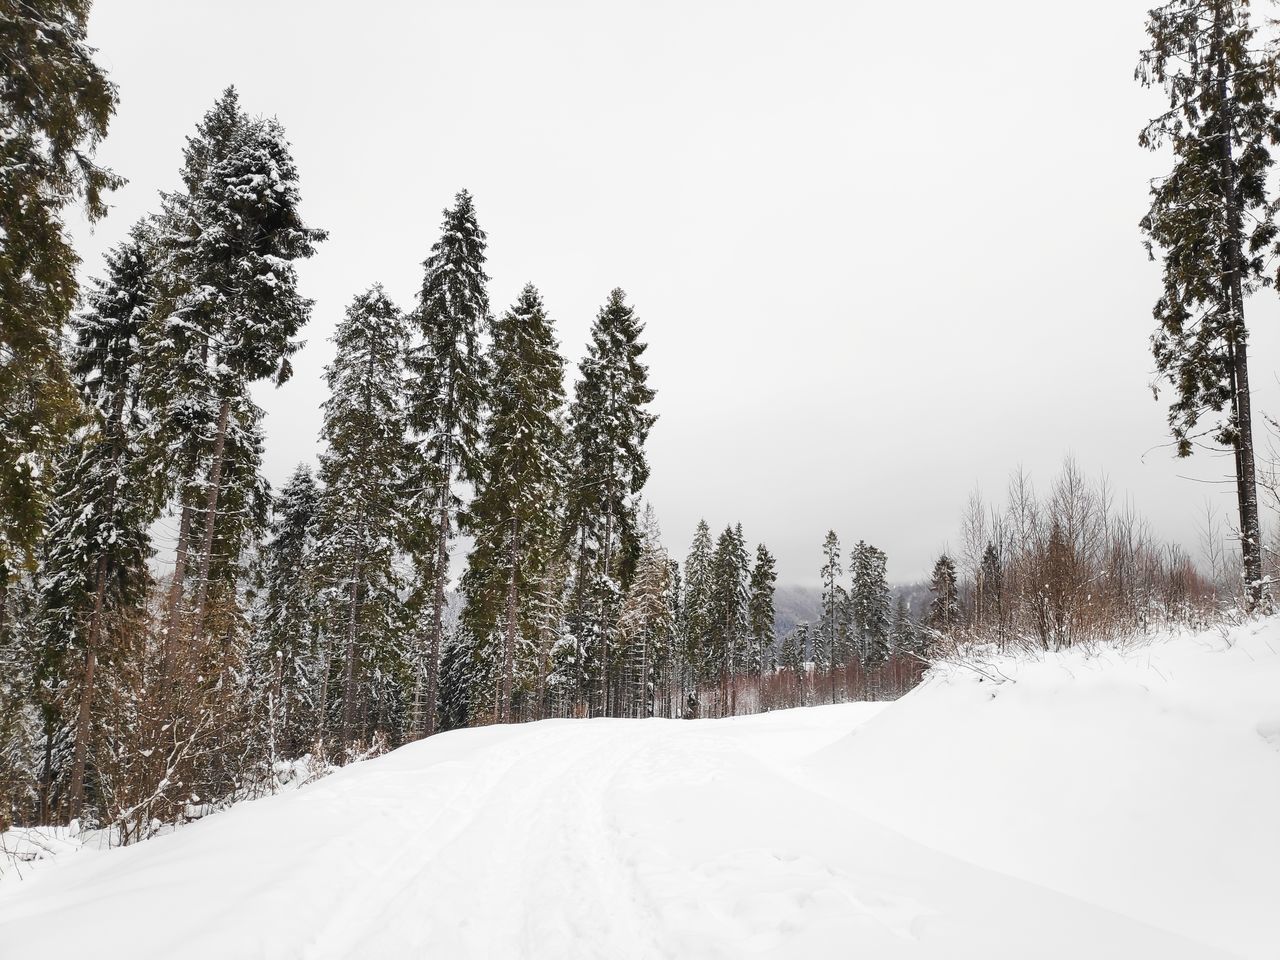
[0,703,1231,958]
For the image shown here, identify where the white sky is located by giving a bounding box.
[68,0,1280,586]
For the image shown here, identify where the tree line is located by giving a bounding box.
[0,0,1267,840]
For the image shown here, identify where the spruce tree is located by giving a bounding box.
[850,541,892,666]
[313,286,410,746]
[746,544,777,679]
[148,87,324,643]
[681,520,714,689]
[0,0,122,576]
[461,284,565,724]
[707,524,750,708]
[563,289,656,716]
[1137,0,1279,604]
[781,621,809,706]
[406,189,490,736]
[819,531,841,699]
[39,228,156,822]
[891,595,918,657]
[250,464,321,757]
[616,506,674,717]
[927,554,961,634]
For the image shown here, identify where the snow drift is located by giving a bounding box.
[2,619,1277,958]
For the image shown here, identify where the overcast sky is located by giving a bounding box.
[68,0,1280,586]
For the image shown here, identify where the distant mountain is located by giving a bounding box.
[772,582,931,637]
[773,584,822,635]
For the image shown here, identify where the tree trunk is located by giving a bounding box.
[162,501,194,676]
[341,524,365,746]
[66,557,107,822]
[68,378,130,823]
[1214,4,1265,607]
[192,396,232,634]
[501,518,519,724]
[600,501,614,717]
[427,491,449,737]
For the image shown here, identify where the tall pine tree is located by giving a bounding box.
[0,0,121,580]
[461,284,565,724]
[250,464,320,758]
[406,190,490,736]
[746,544,777,679]
[314,286,410,747]
[148,87,324,644]
[1137,0,1279,604]
[40,228,155,821]
[564,289,656,716]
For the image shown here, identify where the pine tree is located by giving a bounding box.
[780,621,809,706]
[39,228,156,822]
[681,520,714,689]
[461,284,566,724]
[148,87,324,644]
[563,289,657,716]
[616,506,674,718]
[437,626,475,731]
[818,531,841,699]
[1137,0,1278,605]
[891,595,918,657]
[406,189,491,736]
[927,554,960,634]
[0,0,122,577]
[250,464,320,757]
[850,541,892,666]
[979,542,1004,633]
[313,286,410,747]
[746,544,777,678]
[707,524,750,710]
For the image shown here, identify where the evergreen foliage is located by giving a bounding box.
[0,0,122,573]
[849,541,892,666]
[563,289,656,715]
[927,554,961,634]
[746,544,777,677]
[406,189,491,736]
[38,229,156,820]
[250,464,321,757]
[1137,0,1277,603]
[313,286,410,746]
[461,283,566,724]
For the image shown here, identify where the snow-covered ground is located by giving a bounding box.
[2,619,1277,958]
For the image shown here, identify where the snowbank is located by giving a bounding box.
[811,617,1280,958]
[2,619,1275,957]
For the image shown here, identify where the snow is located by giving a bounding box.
[2,620,1277,958]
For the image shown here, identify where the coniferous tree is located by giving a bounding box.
[781,621,809,706]
[148,87,324,644]
[0,0,122,579]
[746,544,777,679]
[707,524,749,709]
[818,531,841,698]
[461,284,565,724]
[891,595,918,657]
[927,553,961,634]
[979,542,1004,633]
[681,520,714,690]
[850,541,892,666]
[616,506,674,717]
[1137,0,1279,605]
[313,286,410,747]
[437,627,475,731]
[250,464,320,757]
[406,189,490,736]
[39,229,156,822]
[563,289,656,716]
